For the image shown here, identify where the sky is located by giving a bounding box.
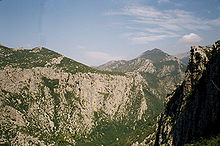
[0,0,220,66]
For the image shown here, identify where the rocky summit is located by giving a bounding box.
[0,45,185,145]
[154,41,220,146]
[97,48,186,102]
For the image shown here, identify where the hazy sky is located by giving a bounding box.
[1,0,220,65]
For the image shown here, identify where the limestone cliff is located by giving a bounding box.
[0,45,165,145]
[154,41,220,146]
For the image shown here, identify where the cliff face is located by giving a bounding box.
[0,45,174,145]
[154,41,220,146]
[0,67,145,145]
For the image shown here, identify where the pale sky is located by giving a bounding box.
[0,0,220,65]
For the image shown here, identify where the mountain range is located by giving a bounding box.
[0,44,186,145]
[0,40,220,145]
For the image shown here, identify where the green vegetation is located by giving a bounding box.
[143,88,164,115]
[64,90,80,106]
[0,46,60,69]
[155,60,186,75]
[42,77,59,90]
[57,57,97,74]
[98,91,110,101]
[139,48,167,63]
[100,70,125,76]
[0,46,125,76]
[75,110,157,146]
[64,90,75,105]
[78,113,133,145]
[2,88,31,113]
[71,82,161,145]
[55,134,69,146]
[42,77,60,131]
[140,72,159,89]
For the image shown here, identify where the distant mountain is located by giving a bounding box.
[139,48,168,62]
[97,48,171,72]
[97,48,186,73]
[154,41,220,145]
[97,48,187,100]
[175,51,190,65]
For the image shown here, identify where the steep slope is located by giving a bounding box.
[0,45,164,145]
[97,48,186,100]
[154,41,220,146]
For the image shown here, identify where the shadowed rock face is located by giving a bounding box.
[154,41,220,146]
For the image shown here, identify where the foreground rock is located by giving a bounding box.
[154,41,220,146]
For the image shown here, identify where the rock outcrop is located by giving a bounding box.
[154,41,220,146]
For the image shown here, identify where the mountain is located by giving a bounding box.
[97,48,182,72]
[97,48,187,100]
[175,51,190,65]
[154,41,220,145]
[0,45,185,145]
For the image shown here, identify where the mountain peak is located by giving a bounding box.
[142,48,163,54]
[139,48,168,62]
[152,48,162,52]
